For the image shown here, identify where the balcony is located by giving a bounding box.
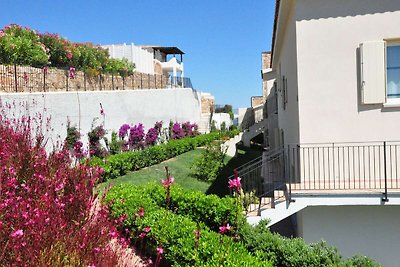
[231,141,400,219]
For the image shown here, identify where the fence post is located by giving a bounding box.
[84,73,86,91]
[382,141,389,202]
[66,69,69,92]
[43,67,46,92]
[14,64,18,92]
[112,74,114,90]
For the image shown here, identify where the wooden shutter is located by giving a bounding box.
[360,41,386,104]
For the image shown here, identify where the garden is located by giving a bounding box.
[0,23,381,267]
[0,104,382,266]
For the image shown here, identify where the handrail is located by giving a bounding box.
[231,141,400,215]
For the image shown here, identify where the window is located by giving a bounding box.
[386,43,400,99]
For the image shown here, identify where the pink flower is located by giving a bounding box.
[139,232,147,239]
[228,176,241,191]
[156,247,163,255]
[161,177,174,186]
[144,227,151,233]
[118,214,127,223]
[66,52,73,59]
[135,207,145,217]
[10,229,23,238]
[88,264,95,267]
[147,258,153,265]
[219,224,231,234]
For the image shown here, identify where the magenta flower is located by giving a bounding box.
[66,52,73,59]
[161,177,175,186]
[144,227,151,233]
[219,224,231,234]
[10,229,23,238]
[156,247,163,255]
[118,124,130,138]
[139,232,147,239]
[88,264,95,267]
[135,207,145,217]
[228,177,241,190]
[228,170,242,191]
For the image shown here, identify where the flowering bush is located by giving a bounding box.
[0,24,48,67]
[0,111,123,266]
[128,123,145,150]
[0,24,135,76]
[171,122,184,139]
[145,127,158,146]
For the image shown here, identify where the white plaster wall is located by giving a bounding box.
[295,0,400,143]
[212,113,232,130]
[0,88,201,148]
[298,205,400,267]
[274,2,300,145]
[102,44,155,74]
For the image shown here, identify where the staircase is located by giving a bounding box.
[242,118,268,147]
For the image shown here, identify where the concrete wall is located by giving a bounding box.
[295,0,400,143]
[297,205,400,266]
[0,88,202,147]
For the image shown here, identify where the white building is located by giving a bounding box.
[101,44,185,84]
[240,1,400,266]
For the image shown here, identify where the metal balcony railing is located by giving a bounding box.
[166,76,193,89]
[230,141,400,214]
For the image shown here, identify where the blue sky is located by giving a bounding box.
[0,0,275,108]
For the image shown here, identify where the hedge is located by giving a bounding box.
[90,130,240,182]
[105,183,271,266]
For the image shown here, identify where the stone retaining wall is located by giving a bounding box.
[0,64,170,93]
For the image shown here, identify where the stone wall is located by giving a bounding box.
[200,93,215,114]
[0,64,171,93]
[251,96,264,107]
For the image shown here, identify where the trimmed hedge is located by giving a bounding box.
[106,183,242,232]
[91,130,240,181]
[105,183,271,266]
[105,183,380,267]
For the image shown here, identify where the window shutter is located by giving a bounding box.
[360,41,386,104]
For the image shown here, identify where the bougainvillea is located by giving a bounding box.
[128,123,145,149]
[118,123,130,139]
[171,122,185,139]
[145,127,159,146]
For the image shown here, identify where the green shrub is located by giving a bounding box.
[341,255,381,267]
[0,25,48,66]
[238,220,380,267]
[105,183,242,232]
[191,141,226,182]
[90,131,233,181]
[105,184,271,267]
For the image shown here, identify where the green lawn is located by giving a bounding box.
[97,145,263,195]
[97,148,212,193]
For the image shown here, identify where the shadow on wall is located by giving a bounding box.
[296,0,400,21]
[240,108,255,130]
